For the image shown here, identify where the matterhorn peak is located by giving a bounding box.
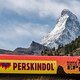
[41,9,80,49]
[61,9,78,21]
[61,9,73,16]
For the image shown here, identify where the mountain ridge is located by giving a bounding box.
[41,9,80,49]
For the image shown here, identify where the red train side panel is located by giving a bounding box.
[0,54,80,74]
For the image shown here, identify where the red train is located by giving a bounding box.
[0,54,80,74]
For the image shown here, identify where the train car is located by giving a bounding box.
[0,54,80,74]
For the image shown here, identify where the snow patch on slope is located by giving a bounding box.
[41,14,69,48]
[41,9,80,49]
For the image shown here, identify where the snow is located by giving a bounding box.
[41,9,80,49]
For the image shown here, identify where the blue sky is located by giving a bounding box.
[0,0,80,50]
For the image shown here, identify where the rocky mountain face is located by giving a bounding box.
[29,41,49,53]
[0,49,12,54]
[0,41,49,55]
[41,9,80,49]
[14,41,49,55]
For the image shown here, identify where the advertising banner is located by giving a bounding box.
[0,60,57,74]
[0,55,80,74]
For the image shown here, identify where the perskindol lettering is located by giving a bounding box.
[13,63,54,71]
[0,60,57,74]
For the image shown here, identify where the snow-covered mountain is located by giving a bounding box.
[41,9,80,49]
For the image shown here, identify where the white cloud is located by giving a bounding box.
[0,23,49,40]
[0,23,49,50]
[69,0,80,16]
[7,0,69,18]
[0,0,80,18]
